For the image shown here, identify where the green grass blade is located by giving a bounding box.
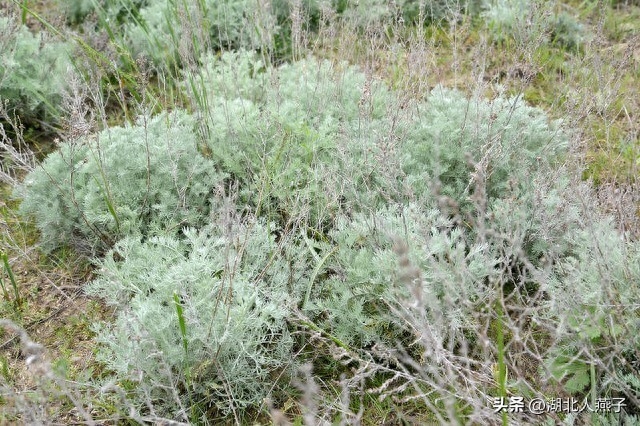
[1,253,21,307]
[173,291,192,402]
[0,274,11,302]
[303,245,337,310]
[174,291,188,357]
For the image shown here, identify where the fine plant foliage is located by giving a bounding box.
[189,51,566,227]
[61,0,486,71]
[329,0,482,27]
[86,218,305,417]
[72,0,282,68]
[188,50,398,227]
[10,3,640,416]
[481,0,585,50]
[16,110,222,254]
[314,168,640,422]
[544,207,640,399]
[549,11,585,50]
[482,0,533,42]
[312,203,497,348]
[0,16,71,128]
[401,85,567,206]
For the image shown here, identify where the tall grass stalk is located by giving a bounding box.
[0,252,21,309]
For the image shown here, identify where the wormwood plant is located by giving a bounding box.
[61,0,486,75]
[481,0,584,50]
[14,33,639,420]
[86,217,308,419]
[310,203,497,348]
[189,51,567,231]
[0,15,72,131]
[311,170,640,423]
[401,85,567,207]
[66,0,280,70]
[188,50,399,228]
[543,211,640,410]
[16,110,222,255]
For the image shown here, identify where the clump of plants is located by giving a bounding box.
[187,50,398,227]
[86,218,306,418]
[60,0,488,73]
[16,41,639,421]
[482,0,585,50]
[189,51,566,227]
[16,110,222,255]
[0,16,72,131]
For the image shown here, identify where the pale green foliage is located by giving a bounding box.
[186,51,577,356]
[192,51,567,227]
[313,203,497,347]
[17,110,221,254]
[550,12,584,50]
[113,0,277,67]
[86,219,303,415]
[59,0,268,67]
[337,0,406,27]
[482,0,585,49]
[15,34,638,417]
[191,51,397,225]
[314,174,584,349]
[0,16,71,125]
[123,2,178,63]
[482,0,532,41]
[402,86,566,205]
[62,0,486,69]
[340,0,483,25]
[542,198,640,400]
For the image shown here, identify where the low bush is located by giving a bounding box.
[482,0,585,50]
[187,50,398,227]
[86,218,307,418]
[0,16,72,130]
[189,51,566,227]
[16,45,639,421]
[16,110,222,255]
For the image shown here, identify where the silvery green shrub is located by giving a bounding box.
[97,0,279,68]
[482,0,585,50]
[339,0,483,26]
[190,51,566,228]
[190,50,581,352]
[64,0,485,70]
[311,172,585,349]
[549,11,584,51]
[16,110,222,254]
[314,166,639,423]
[59,0,262,67]
[189,50,398,226]
[482,0,532,43]
[16,45,638,419]
[0,16,71,127]
[86,218,306,416]
[540,187,640,402]
[188,54,636,415]
[401,86,566,207]
[311,202,497,348]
